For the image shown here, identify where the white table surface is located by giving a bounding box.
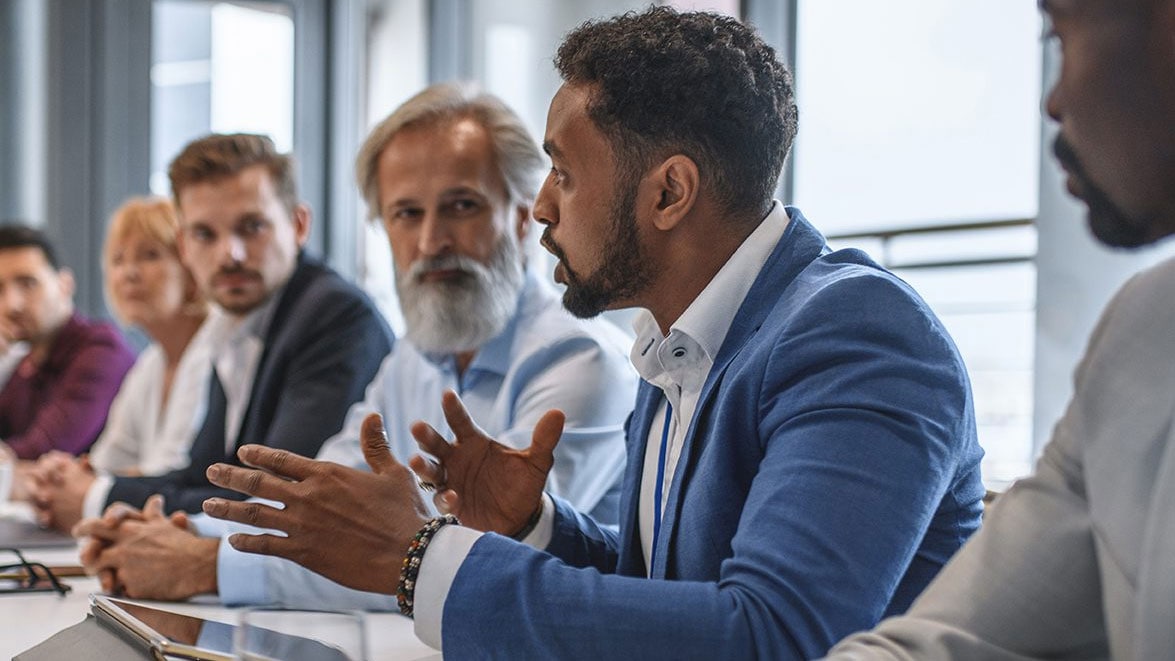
[0,545,441,660]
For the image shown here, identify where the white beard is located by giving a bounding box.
[395,232,524,355]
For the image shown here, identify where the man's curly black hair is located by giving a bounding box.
[555,6,798,222]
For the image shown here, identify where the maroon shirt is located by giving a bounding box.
[0,313,136,459]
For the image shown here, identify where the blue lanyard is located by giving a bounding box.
[650,401,673,575]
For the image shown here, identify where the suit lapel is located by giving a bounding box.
[234,255,315,451]
[650,208,831,578]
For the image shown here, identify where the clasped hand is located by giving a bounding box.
[74,495,217,600]
[27,451,94,531]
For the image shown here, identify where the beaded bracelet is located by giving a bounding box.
[397,514,460,618]
[510,502,544,541]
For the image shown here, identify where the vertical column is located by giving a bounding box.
[0,0,48,226]
[44,0,151,315]
[428,0,472,83]
[743,0,797,203]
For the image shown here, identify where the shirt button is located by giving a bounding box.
[672,348,686,358]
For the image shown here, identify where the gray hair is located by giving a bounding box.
[355,82,544,220]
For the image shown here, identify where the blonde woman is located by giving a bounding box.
[88,196,212,475]
[29,197,212,529]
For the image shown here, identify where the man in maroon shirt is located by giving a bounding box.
[0,225,135,473]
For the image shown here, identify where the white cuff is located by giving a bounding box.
[412,524,482,650]
[83,475,115,520]
[519,493,555,550]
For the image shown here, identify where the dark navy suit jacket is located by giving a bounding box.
[105,254,394,513]
[440,208,985,659]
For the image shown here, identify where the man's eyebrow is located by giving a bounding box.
[439,185,486,198]
[542,141,563,159]
[385,196,418,208]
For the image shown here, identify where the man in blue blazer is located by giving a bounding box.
[37,134,394,529]
[202,9,984,659]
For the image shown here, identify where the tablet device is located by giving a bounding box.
[91,595,235,661]
[91,595,352,661]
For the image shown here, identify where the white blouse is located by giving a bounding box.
[87,319,214,476]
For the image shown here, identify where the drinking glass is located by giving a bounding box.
[234,608,367,661]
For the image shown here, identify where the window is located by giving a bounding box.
[793,0,1044,486]
[150,1,295,195]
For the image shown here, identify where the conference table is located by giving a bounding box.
[1,532,440,659]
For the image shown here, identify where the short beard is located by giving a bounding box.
[1054,136,1155,248]
[547,174,653,318]
[395,232,525,354]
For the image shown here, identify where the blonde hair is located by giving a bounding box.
[103,196,206,324]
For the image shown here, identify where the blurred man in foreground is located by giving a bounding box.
[825,1,1175,658]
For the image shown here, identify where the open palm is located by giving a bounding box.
[409,390,563,536]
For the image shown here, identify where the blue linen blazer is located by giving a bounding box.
[440,208,985,659]
[105,254,395,513]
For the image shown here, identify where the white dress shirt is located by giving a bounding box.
[87,318,215,475]
[204,295,281,454]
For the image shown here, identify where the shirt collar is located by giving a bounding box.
[630,201,790,382]
[206,281,286,350]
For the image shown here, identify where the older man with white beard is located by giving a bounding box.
[74,83,636,607]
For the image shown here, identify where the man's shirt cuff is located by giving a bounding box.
[412,495,556,649]
[413,524,481,650]
[520,493,555,549]
[216,535,270,605]
[83,475,114,520]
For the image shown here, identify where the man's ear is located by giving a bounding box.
[513,203,531,244]
[57,267,76,299]
[175,226,194,269]
[293,204,313,247]
[646,155,700,232]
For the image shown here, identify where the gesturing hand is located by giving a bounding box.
[202,413,430,595]
[409,390,564,536]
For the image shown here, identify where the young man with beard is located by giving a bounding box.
[824,1,1175,658]
[0,225,135,478]
[33,134,394,532]
[197,8,985,659]
[75,84,635,605]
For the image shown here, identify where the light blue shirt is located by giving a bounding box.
[193,269,638,608]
